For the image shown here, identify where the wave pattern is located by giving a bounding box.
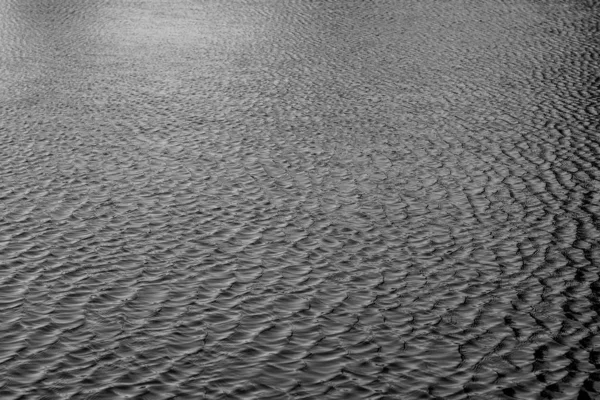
[1,0,599,398]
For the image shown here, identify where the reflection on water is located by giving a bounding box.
[1,0,599,398]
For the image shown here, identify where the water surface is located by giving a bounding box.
[1,0,599,398]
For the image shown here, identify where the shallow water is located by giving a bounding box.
[1,0,599,399]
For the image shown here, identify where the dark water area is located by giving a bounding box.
[1,0,599,398]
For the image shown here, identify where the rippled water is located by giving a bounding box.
[1,0,599,398]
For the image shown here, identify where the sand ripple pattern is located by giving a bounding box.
[1,0,599,398]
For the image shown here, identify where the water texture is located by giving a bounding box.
[1,0,599,399]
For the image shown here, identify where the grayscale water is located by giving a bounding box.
[1,0,599,399]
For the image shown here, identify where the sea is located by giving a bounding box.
[0,0,599,398]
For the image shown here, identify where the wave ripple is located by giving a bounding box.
[1,0,599,399]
